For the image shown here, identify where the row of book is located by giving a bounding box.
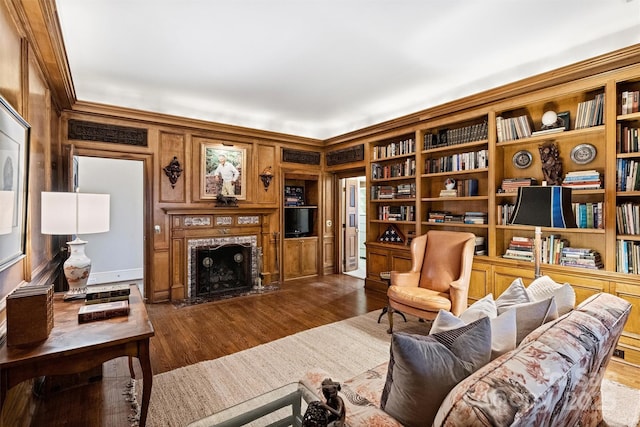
[424,149,488,174]
[616,202,640,235]
[371,158,416,180]
[621,90,640,115]
[426,211,487,224]
[78,283,131,323]
[502,236,603,269]
[377,205,415,221]
[372,138,415,160]
[575,93,605,129]
[475,236,486,255]
[617,124,639,153]
[495,115,532,142]
[499,177,537,193]
[561,170,601,190]
[497,203,515,225]
[617,239,640,275]
[617,158,640,191]
[442,178,479,197]
[423,121,489,149]
[572,202,604,229]
[371,183,416,200]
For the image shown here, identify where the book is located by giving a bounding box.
[85,283,131,301]
[78,300,130,323]
[84,294,130,305]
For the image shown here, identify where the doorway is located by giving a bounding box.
[75,156,145,296]
[340,176,366,279]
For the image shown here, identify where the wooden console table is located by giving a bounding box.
[0,284,155,426]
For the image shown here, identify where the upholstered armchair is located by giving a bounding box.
[387,230,476,332]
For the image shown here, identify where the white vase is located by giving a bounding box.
[64,238,92,297]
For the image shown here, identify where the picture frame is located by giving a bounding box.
[201,143,246,200]
[0,96,30,272]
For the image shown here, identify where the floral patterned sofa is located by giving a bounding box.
[301,292,631,426]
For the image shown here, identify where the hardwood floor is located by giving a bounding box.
[7,274,640,426]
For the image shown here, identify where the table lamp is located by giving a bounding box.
[0,191,14,235]
[41,191,110,299]
[509,186,576,278]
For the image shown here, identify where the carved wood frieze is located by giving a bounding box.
[163,156,183,188]
[68,119,148,146]
[326,144,364,166]
[282,148,320,165]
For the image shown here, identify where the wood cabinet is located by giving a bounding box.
[283,173,320,280]
[284,237,318,279]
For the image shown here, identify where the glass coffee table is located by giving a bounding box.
[187,382,319,427]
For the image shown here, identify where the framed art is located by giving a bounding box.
[201,143,246,200]
[0,96,30,272]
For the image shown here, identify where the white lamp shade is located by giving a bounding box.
[0,191,15,235]
[41,192,110,235]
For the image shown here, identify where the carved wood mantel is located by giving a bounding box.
[164,208,277,301]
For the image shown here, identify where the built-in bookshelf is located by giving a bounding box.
[616,78,640,274]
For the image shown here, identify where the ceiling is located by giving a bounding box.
[55,0,640,140]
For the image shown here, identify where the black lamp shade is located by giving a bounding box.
[509,186,577,228]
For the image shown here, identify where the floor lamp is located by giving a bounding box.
[41,191,110,300]
[509,186,576,278]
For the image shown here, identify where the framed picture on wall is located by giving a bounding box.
[0,96,30,272]
[201,143,247,200]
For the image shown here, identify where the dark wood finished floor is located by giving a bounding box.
[5,274,640,426]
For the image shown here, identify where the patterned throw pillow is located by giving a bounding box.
[380,317,491,427]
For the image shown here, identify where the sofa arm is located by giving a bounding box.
[301,367,402,427]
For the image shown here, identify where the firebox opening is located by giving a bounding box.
[195,243,252,297]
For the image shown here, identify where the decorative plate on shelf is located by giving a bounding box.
[512,150,533,169]
[570,143,597,165]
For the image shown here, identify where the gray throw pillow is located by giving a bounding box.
[380,317,491,427]
[510,297,559,345]
[526,275,575,316]
[495,277,530,314]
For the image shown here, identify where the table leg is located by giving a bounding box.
[128,356,135,379]
[138,339,153,427]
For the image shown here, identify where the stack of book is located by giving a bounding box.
[427,211,450,223]
[371,185,395,199]
[502,237,534,261]
[575,93,605,129]
[474,236,486,255]
[560,248,603,270]
[439,188,458,197]
[79,284,131,323]
[561,170,601,189]
[500,177,537,193]
[444,213,465,223]
[464,212,488,224]
[377,205,414,221]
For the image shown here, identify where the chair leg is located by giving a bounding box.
[387,306,394,334]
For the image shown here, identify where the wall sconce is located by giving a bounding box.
[163,156,183,188]
[259,166,274,191]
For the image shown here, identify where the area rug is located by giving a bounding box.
[140,311,640,426]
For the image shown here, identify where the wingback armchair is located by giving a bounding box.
[387,230,476,332]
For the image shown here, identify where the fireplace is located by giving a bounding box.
[188,235,259,298]
[195,243,252,297]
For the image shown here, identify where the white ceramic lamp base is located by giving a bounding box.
[63,238,92,300]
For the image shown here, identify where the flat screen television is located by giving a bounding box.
[285,208,314,238]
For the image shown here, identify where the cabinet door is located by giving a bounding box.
[300,238,318,276]
[284,240,302,278]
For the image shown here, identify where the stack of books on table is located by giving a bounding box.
[439,189,458,197]
[500,178,537,193]
[502,237,534,261]
[559,248,603,270]
[474,236,486,255]
[561,170,601,190]
[78,284,131,323]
